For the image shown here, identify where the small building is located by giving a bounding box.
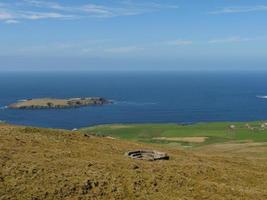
[229,125,236,130]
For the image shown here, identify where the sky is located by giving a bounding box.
[0,0,267,71]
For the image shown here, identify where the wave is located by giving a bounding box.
[18,99,28,102]
[257,95,267,99]
[0,106,8,110]
[114,101,157,106]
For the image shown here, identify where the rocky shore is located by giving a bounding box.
[8,97,110,109]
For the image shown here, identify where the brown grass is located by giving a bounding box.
[13,98,69,107]
[196,141,267,158]
[1,124,267,200]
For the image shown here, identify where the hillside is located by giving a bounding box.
[1,123,267,200]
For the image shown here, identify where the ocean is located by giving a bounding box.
[0,71,267,129]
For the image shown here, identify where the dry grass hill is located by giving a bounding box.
[1,123,267,200]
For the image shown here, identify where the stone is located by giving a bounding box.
[125,150,169,161]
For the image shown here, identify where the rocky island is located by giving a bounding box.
[8,97,110,109]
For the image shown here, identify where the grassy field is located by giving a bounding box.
[1,123,267,200]
[81,122,267,147]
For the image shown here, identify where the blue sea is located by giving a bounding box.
[1,71,267,129]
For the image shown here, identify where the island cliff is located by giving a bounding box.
[8,97,110,109]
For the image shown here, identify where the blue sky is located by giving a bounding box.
[0,0,267,71]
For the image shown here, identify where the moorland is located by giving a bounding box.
[1,121,267,199]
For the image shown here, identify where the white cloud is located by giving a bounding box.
[20,11,74,20]
[82,48,94,53]
[0,11,13,20]
[7,35,267,57]
[23,0,179,16]
[0,0,178,23]
[208,36,256,44]
[104,46,144,53]
[23,0,113,16]
[16,40,130,55]
[80,4,112,15]
[166,40,193,46]
[210,5,267,14]
[0,9,75,23]
[4,19,19,24]
[23,0,64,10]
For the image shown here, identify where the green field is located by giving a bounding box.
[81,122,267,146]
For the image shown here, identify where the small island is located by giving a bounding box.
[8,97,110,109]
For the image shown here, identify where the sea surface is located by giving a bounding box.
[1,71,267,129]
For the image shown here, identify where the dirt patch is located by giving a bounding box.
[153,137,208,143]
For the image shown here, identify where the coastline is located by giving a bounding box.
[8,97,111,109]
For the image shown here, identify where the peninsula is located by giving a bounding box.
[8,97,110,109]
